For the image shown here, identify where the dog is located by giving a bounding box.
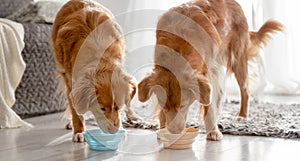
[138,0,283,140]
[51,0,137,142]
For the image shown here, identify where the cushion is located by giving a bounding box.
[0,0,32,18]
[6,0,65,24]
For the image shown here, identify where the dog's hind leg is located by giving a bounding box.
[65,121,72,130]
[233,59,250,118]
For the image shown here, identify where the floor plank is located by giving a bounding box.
[0,112,299,161]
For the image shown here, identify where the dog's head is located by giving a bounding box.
[138,66,211,134]
[70,68,136,134]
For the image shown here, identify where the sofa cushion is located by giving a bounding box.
[6,0,65,24]
[12,23,66,118]
[0,0,32,18]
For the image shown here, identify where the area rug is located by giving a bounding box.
[86,99,300,139]
[203,99,299,139]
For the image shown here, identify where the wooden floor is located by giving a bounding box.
[0,111,299,161]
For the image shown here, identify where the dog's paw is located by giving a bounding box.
[72,133,85,142]
[236,116,247,121]
[206,130,223,141]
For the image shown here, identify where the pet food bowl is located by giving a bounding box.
[83,129,125,151]
[157,128,199,149]
[117,129,163,155]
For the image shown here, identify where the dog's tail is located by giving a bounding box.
[248,20,284,58]
[250,19,284,46]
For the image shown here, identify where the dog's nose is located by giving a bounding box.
[108,128,118,134]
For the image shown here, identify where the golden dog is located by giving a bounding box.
[138,0,283,140]
[51,0,136,142]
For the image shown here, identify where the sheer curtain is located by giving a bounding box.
[260,0,300,94]
[122,0,189,81]
[121,0,300,96]
[224,0,300,96]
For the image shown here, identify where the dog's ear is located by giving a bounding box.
[111,69,136,107]
[190,74,212,106]
[128,79,136,106]
[70,70,97,115]
[137,73,156,102]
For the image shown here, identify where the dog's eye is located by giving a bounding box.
[180,105,185,109]
[101,107,106,112]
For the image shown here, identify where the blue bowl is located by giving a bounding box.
[83,129,125,151]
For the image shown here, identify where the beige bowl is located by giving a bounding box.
[157,128,199,149]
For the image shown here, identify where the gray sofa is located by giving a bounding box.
[0,0,65,118]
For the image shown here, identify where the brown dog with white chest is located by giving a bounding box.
[138,0,283,140]
[51,0,137,142]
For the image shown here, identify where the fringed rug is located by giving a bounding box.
[86,99,300,139]
[201,99,299,139]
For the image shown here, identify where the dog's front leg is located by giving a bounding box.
[64,78,85,142]
[203,105,223,141]
[70,100,85,142]
[202,76,224,141]
[202,66,225,141]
